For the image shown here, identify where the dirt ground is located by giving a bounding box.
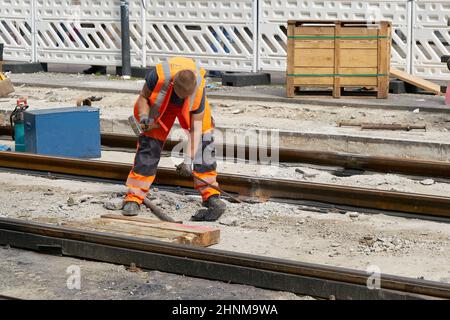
[1,85,449,143]
[0,247,305,300]
[0,172,449,286]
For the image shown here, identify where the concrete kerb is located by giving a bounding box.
[97,118,450,162]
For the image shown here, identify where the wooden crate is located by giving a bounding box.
[286,20,392,99]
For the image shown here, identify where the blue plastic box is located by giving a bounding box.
[24,106,101,158]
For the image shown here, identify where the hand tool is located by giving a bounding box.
[143,197,182,223]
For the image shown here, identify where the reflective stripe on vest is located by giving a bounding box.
[149,61,172,119]
[189,61,203,112]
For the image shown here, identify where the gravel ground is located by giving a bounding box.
[0,172,449,285]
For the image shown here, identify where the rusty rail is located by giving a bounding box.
[1,151,450,219]
[0,217,449,299]
[98,133,450,179]
[2,126,450,179]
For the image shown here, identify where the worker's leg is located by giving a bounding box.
[124,108,177,206]
[182,102,225,221]
[192,130,220,202]
[193,104,221,202]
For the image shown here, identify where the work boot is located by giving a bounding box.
[122,201,140,216]
[191,195,226,221]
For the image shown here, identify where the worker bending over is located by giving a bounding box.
[122,57,226,221]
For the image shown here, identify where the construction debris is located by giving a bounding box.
[0,73,13,97]
[338,121,426,131]
[76,96,103,106]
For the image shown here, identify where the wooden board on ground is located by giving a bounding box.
[0,78,14,97]
[390,67,441,96]
[62,214,220,247]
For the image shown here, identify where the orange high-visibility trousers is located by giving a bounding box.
[125,102,220,204]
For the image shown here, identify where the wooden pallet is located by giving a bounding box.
[287,20,391,99]
[62,214,220,247]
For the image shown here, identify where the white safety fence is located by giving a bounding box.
[0,0,449,79]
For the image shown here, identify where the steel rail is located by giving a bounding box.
[0,217,448,300]
[1,151,450,218]
[2,125,450,179]
[101,132,450,179]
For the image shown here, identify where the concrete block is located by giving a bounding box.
[2,62,47,73]
[389,80,406,94]
[446,86,450,105]
[222,72,271,87]
[116,66,152,78]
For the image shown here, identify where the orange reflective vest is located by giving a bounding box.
[134,57,206,131]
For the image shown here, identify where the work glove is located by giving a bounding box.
[139,114,152,130]
[176,161,193,178]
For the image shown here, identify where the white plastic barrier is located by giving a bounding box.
[143,0,257,71]
[0,0,448,79]
[413,0,450,79]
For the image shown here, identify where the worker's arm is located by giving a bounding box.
[136,83,151,119]
[186,89,206,165]
[137,70,161,129]
[187,110,204,166]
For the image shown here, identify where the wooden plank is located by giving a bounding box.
[340,39,377,49]
[390,67,441,95]
[63,220,186,242]
[333,22,341,98]
[294,39,334,49]
[293,77,334,85]
[294,49,334,67]
[377,21,390,99]
[338,67,378,74]
[287,22,295,97]
[294,26,335,36]
[292,67,334,74]
[101,214,220,247]
[339,27,378,36]
[340,48,378,67]
[340,77,378,86]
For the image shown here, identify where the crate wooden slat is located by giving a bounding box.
[287,20,392,99]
